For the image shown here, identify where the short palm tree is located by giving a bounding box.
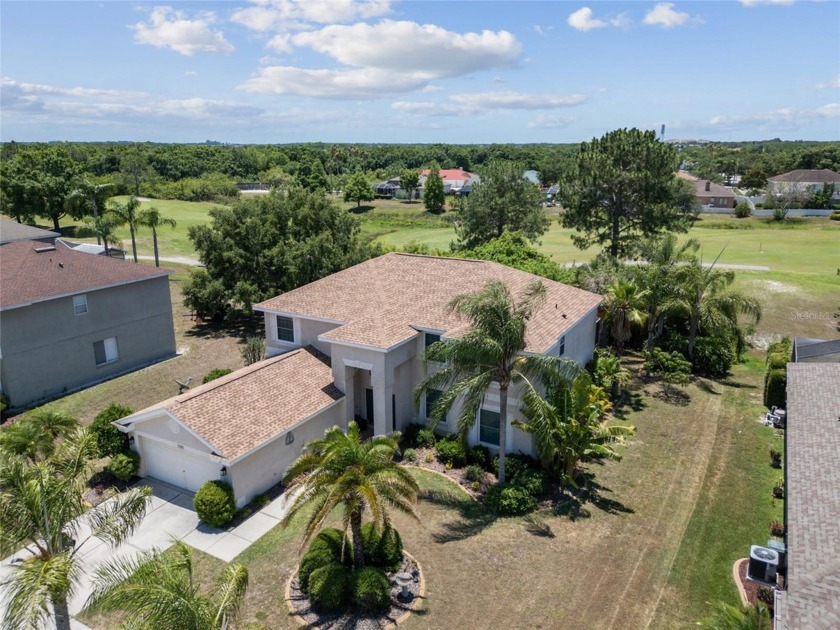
[108,196,142,263]
[414,279,579,483]
[84,540,248,630]
[514,372,635,487]
[0,409,79,462]
[67,178,114,245]
[0,429,151,630]
[603,279,648,355]
[697,600,772,630]
[137,206,176,267]
[83,214,123,256]
[591,350,631,402]
[282,422,419,569]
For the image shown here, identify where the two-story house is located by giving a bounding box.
[0,240,176,408]
[116,253,601,507]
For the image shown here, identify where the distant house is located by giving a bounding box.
[767,169,840,201]
[0,218,58,246]
[0,241,176,408]
[419,168,480,195]
[371,177,403,198]
[676,172,735,209]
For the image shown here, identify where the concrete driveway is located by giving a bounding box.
[1,477,293,625]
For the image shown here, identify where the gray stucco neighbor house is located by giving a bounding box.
[0,240,176,408]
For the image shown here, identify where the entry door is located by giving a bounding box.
[366,388,374,424]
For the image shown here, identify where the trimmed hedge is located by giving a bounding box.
[766,352,788,370]
[299,548,336,593]
[361,522,403,570]
[435,438,467,467]
[353,566,391,611]
[764,368,787,409]
[309,563,353,611]
[90,404,133,457]
[194,480,236,527]
[107,451,140,482]
[308,528,353,565]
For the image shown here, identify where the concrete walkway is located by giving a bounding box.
[136,255,202,267]
[0,477,293,624]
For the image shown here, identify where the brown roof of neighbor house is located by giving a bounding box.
[692,179,735,198]
[0,240,170,310]
[0,218,59,245]
[775,363,840,630]
[254,253,603,353]
[122,347,343,461]
[675,171,699,181]
[768,169,840,184]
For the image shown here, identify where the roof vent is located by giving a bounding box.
[33,246,56,253]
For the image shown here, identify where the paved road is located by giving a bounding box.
[137,255,202,266]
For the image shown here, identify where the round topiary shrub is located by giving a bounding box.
[435,438,466,467]
[353,566,391,611]
[307,528,353,565]
[299,548,336,593]
[465,464,484,483]
[362,522,403,570]
[106,451,140,482]
[194,480,235,527]
[484,483,538,516]
[202,368,233,384]
[403,448,417,462]
[308,563,353,611]
[90,404,133,457]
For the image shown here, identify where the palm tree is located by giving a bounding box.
[674,255,762,357]
[513,372,635,487]
[108,196,142,263]
[414,279,579,483]
[602,278,648,355]
[83,214,123,257]
[67,178,114,245]
[0,409,79,462]
[137,206,176,267]
[84,540,248,630]
[282,422,419,570]
[591,350,631,402]
[0,429,151,630]
[636,234,700,350]
[697,601,772,630]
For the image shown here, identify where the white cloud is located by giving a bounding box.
[230,0,392,33]
[1,76,145,98]
[184,71,197,77]
[568,7,607,32]
[740,0,795,6]
[528,114,575,129]
[707,103,839,131]
[610,12,632,29]
[390,101,463,116]
[392,90,588,116]
[132,6,234,56]
[238,66,429,98]
[815,74,840,89]
[266,33,293,52]
[643,3,694,28]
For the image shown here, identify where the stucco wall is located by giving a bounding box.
[0,276,175,407]
[263,312,341,357]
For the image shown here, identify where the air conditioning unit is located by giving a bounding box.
[747,545,780,584]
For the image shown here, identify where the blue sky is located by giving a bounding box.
[1,0,839,144]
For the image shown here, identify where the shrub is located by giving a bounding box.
[492,453,538,480]
[416,428,436,448]
[241,336,265,366]
[299,548,337,593]
[362,522,403,570]
[183,269,228,321]
[465,464,484,483]
[769,449,782,468]
[90,403,133,457]
[766,352,788,370]
[733,202,751,218]
[308,563,352,611]
[194,480,236,527]
[307,528,353,564]
[764,368,787,409]
[424,452,435,463]
[403,448,417,462]
[767,337,792,357]
[773,477,785,499]
[483,483,538,516]
[692,336,735,379]
[253,493,272,509]
[203,368,232,384]
[769,521,785,537]
[353,566,391,611]
[511,469,551,497]
[467,445,491,469]
[106,451,140,482]
[401,423,424,447]
[435,438,467,467]
[830,211,840,221]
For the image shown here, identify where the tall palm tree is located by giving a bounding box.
[602,279,648,355]
[513,372,635,487]
[414,280,579,483]
[84,540,248,630]
[674,255,762,357]
[137,206,176,267]
[67,179,114,245]
[0,409,79,462]
[636,234,700,350]
[282,422,419,570]
[0,430,151,630]
[108,196,142,263]
[83,214,123,257]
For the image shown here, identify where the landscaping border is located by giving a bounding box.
[732,558,750,607]
[284,551,426,630]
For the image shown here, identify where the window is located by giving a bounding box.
[425,332,441,348]
[93,337,119,365]
[709,198,715,205]
[73,294,88,316]
[558,335,566,357]
[479,409,501,446]
[425,388,443,420]
[276,316,294,343]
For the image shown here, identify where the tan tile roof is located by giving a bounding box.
[776,363,840,630]
[768,169,840,184]
[0,240,169,310]
[126,347,343,461]
[254,253,603,353]
[0,218,59,244]
[675,171,699,181]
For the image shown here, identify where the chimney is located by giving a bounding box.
[705,181,711,192]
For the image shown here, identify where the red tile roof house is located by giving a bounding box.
[419,168,481,195]
[116,253,602,508]
[0,240,176,408]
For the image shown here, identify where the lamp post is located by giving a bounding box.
[395,572,413,600]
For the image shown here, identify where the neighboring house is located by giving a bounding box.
[774,363,840,629]
[676,173,736,209]
[57,238,126,259]
[419,168,480,195]
[792,336,840,363]
[371,177,403,198]
[0,218,58,245]
[768,169,840,201]
[117,253,602,504]
[0,240,176,408]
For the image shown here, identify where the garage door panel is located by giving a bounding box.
[139,437,220,492]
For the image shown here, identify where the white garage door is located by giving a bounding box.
[140,437,221,492]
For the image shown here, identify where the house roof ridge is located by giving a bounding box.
[389,252,486,264]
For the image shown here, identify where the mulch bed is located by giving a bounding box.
[401,447,493,499]
[287,554,422,630]
[736,558,776,617]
